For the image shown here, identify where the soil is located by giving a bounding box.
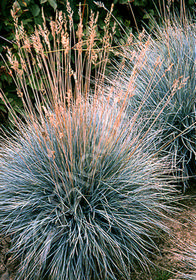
[0,190,196,280]
[0,236,18,280]
[159,197,196,280]
[130,188,196,280]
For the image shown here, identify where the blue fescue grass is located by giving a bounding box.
[112,17,196,190]
[0,99,178,280]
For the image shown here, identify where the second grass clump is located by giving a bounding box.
[112,17,196,190]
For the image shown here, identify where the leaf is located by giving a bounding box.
[22,18,33,25]
[30,4,40,17]
[0,105,7,113]
[40,0,47,4]
[119,0,130,3]
[34,14,43,25]
[143,9,154,19]
[133,0,147,7]
[48,0,57,10]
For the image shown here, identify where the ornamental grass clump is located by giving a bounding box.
[0,98,178,280]
[112,17,196,190]
[0,3,180,280]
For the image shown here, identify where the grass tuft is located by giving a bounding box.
[112,17,196,190]
[0,98,178,279]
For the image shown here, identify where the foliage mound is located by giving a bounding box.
[0,97,177,280]
[112,17,196,190]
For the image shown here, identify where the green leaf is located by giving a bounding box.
[1,74,8,82]
[0,105,7,113]
[40,0,47,4]
[143,9,154,19]
[34,15,43,25]
[24,0,31,4]
[119,0,130,3]
[22,18,33,25]
[30,4,40,17]
[133,0,147,7]
[48,0,57,10]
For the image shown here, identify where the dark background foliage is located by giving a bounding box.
[0,0,195,127]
